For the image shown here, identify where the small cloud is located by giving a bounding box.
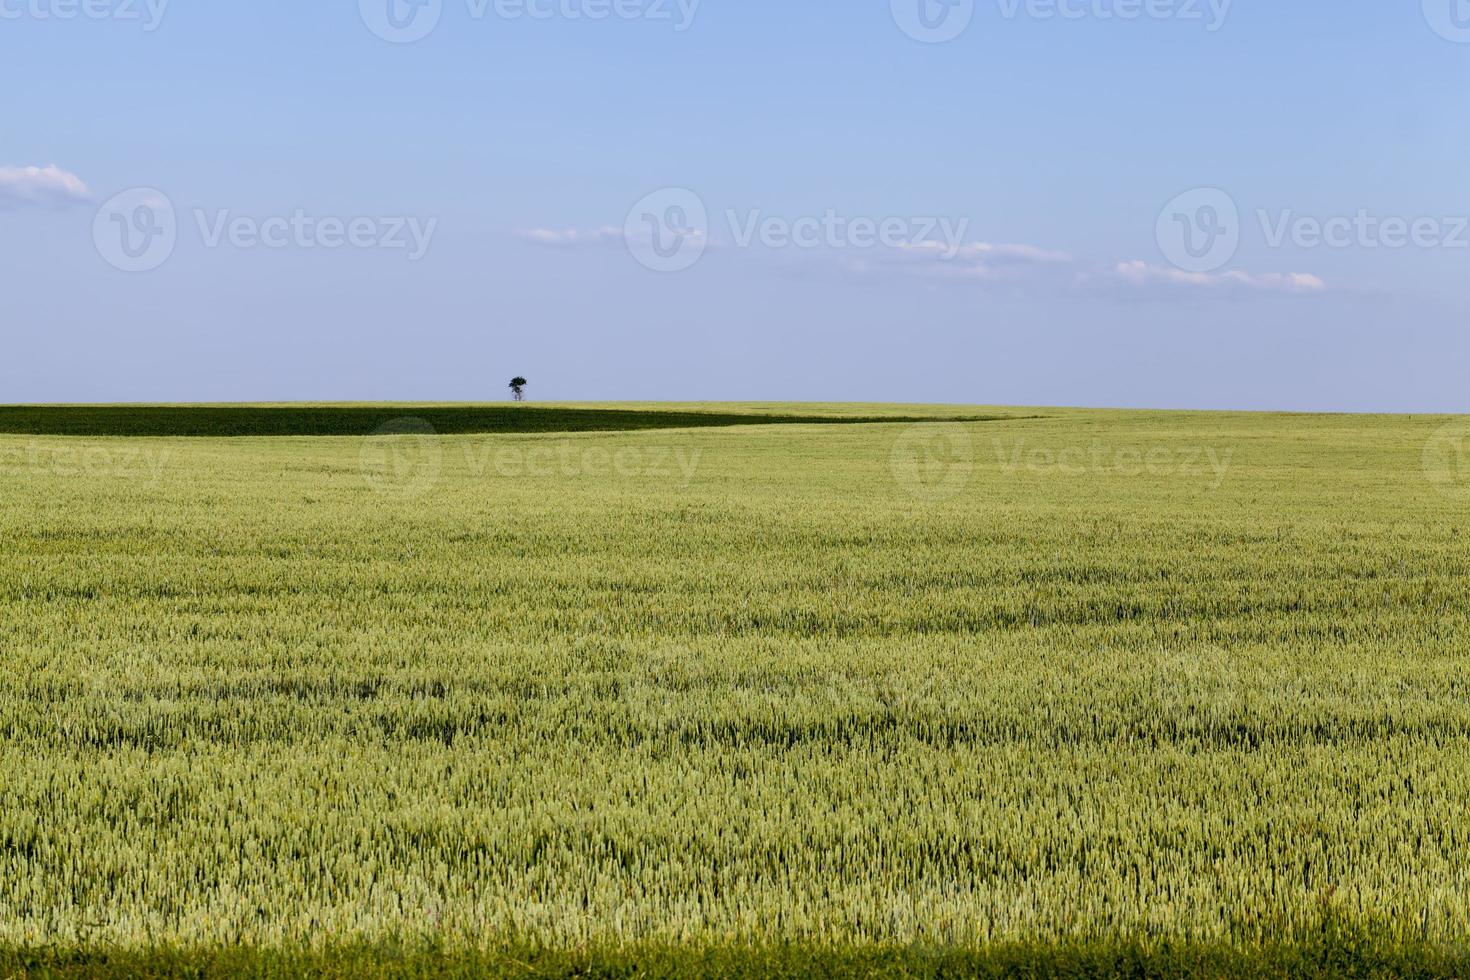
[514,226,623,247]
[1112,260,1327,294]
[899,240,1073,264]
[514,217,1327,302]
[849,240,1074,284]
[0,164,92,208]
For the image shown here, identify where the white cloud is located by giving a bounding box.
[513,221,1328,298]
[514,226,623,247]
[1112,260,1327,294]
[0,164,91,207]
[900,240,1073,264]
[854,239,1075,284]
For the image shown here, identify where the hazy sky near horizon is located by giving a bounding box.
[3,0,1469,410]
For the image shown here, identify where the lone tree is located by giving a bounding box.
[509,377,528,402]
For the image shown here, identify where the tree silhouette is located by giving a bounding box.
[509,377,528,402]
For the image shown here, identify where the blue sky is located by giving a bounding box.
[3,0,1469,409]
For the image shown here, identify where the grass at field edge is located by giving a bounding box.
[5,938,1467,979]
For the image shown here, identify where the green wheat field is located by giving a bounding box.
[3,403,1469,978]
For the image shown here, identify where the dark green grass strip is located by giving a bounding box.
[4,940,1467,979]
[0,406,1010,438]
